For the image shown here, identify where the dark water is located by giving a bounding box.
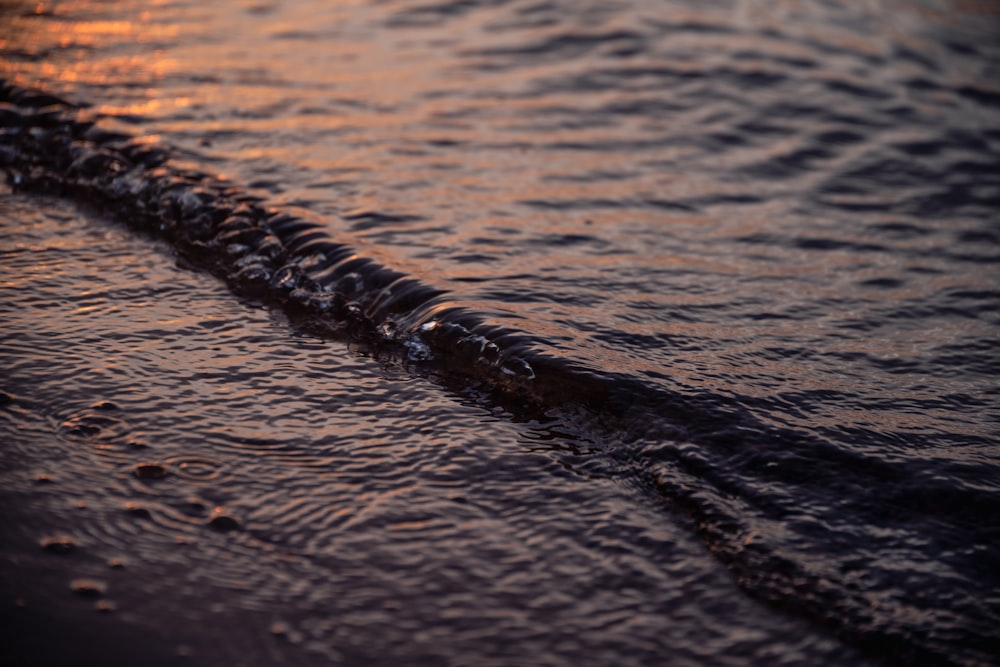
[1,1,999,665]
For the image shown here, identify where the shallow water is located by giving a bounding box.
[1,0,999,665]
[0,189,871,666]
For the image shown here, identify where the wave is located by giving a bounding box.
[3,79,997,667]
[0,80,594,404]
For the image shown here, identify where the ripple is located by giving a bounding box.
[165,456,223,482]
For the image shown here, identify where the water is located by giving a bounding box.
[1,0,998,665]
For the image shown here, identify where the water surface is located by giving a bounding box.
[1,1,998,665]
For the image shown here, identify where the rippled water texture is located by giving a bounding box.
[2,0,999,665]
[0,190,870,666]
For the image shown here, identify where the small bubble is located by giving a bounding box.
[70,578,106,598]
[134,462,168,480]
[123,502,152,520]
[126,438,150,449]
[499,357,535,379]
[95,599,117,613]
[34,473,55,484]
[91,401,119,411]
[406,337,433,361]
[208,509,241,532]
[378,320,398,339]
[40,535,79,555]
[107,557,126,570]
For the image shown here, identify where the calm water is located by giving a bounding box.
[1,1,998,666]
